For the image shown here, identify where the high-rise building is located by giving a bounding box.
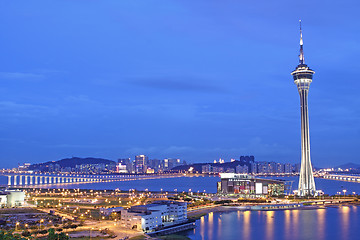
[291,21,316,196]
[118,158,134,173]
[284,163,292,174]
[135,155,148,173]
[163,158,181,170]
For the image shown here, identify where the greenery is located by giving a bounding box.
[47,228,69,240]
[0,230,27,240]
[214,200,233,204]
[0,228,69,240]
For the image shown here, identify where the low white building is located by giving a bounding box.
[0,193,7,207]
[121,207,162,231]
[120,201,187,232]
[99,207,123,216]
[0,190,26,207]
[116,163,127,173]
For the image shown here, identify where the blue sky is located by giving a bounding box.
[0,0,359,168]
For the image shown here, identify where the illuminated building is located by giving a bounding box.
[291,21,316,196]
[217,173,285,196]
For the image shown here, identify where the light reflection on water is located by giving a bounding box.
[187,206,360,240]
[284,210,291,239]
[340,206,350,240]
[265,211,274,240]
[317,208,326,240]
[243,211,250,240]
[208,212,213,240]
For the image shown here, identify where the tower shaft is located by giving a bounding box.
[291,21,316,196]
[298,88,316,196]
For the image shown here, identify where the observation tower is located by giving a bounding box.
[291,21,316,196]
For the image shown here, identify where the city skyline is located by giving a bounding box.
[1,1,359,169]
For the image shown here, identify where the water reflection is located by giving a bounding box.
[339,206,350,240]
[265,211,274,240]
[292,210,299,237]
[190,206,359,240]
[243,211,250,240]
[208,212,213,240]
[200,216,205,240]
[284,210,291,239]
[217,214,222,238]
[317,208,326,240]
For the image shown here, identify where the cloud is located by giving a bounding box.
[45,144,109,149]
[64,95,98,104]
[129,77,226,93]
[0,101,57,118]
[0,72,45,80]
[92,75,228,94]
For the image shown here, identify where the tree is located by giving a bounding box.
[47,228,69,240]
[0,230,29,240]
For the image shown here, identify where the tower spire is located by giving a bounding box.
[299,20,305,65]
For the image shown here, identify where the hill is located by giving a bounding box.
[28,157,116,171]
[335,162,360,169]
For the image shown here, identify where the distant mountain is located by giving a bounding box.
[172,160,249,172]
[335,162,360,169]
[28,157,116,171]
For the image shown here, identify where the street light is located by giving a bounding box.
[39,219,44,230]
[343,189,347,197]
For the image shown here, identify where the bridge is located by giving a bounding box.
[320,174,360,183]
[2,173,183,187]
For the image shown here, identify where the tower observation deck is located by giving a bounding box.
[291,21,316,196]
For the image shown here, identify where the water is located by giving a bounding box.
[186,206,359,240]
[1,175,360,195]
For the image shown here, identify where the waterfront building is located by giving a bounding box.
[0,193,7,207]
[276,163,285,173]
[116,163,127,173]
[120,206,162,231]
[0,189,26,207]
[147,159,162,172]
[135,155,148,173]
[212,166,224,173]
[250,162,257,173]
[291,21,316,196]
[118,158,134,173]
[225,167,235,173]
[217,173,285,196]
[285,163,292,174]
[202,164,213,174]
[163,158,181,170]
[235,165,249,174]
[120,201,187,232]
